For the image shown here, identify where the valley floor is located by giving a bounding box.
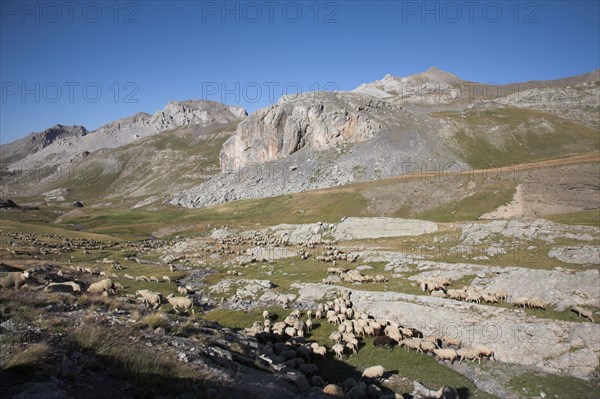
[0,192,598,398]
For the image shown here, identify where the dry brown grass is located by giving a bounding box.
[135,312,171,330]
[1,342,56,373]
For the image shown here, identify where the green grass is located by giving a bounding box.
[547,209,600,227]
[509,372,599,398]
[416,180,517,222]
[55,189,371,239]
[435,106,600,168]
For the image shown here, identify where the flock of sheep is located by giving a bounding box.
[418,277,549,309]
[326,267,388,284]
[244,290,495,398]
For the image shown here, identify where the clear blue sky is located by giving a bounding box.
[1,0,599,143]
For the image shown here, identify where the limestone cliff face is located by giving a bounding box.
[220,92,394,171]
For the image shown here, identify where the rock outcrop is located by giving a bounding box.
[220,92,396,171]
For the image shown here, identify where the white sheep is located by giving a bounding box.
[305,319,313,331]
[473,345,495,361]
[442,335,461,348]
[457,347,482,364]
[0,270,30,289]
[177,286,188,295]
[162,275,171,283]
[572,306,595,322]
[87,279,114,294]
[166,294,194,314]
[528,297,546,310]
[332,343,345,358]
[312,345,326,359]
[149,276,159,283]
[399,338,423,353]
[322,384,344,397]
[512,297,529,308]
[136,289,163,309]
[433,348,458,364]
[263,310,270,320]
[361,365,384,381]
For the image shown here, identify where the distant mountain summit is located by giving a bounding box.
[353,66,464,103]
[1,124,87,165]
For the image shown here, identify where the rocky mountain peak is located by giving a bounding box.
[28,124,88,150]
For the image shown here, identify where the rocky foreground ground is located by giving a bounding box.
[1,216,598,398]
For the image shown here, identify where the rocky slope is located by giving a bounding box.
[0,124,88,165]
[1,68,598,209]
[1,100,247,169]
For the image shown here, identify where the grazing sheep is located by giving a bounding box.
[263,310,270,320]
[345,342,357,355]
[114,282,124,290]
[571,306,595,322]
[473,345,495,361]
[310,375,324,387]
[346,382,367,399]
[149,276,159,283]
[368,384,383,399]
[457,347,482,364]
[312,345,327,359]
[373,335,396,350]
[136,289,163,309]
[340,378,356,392]
[99,271,108,277]
[0,270,30,289]
[512,297,529,308]
[528,297,546,310]
[166,294,194,314]
[87,279,114,294]
[124,274,134,280]
[332,343,345,358]
[419,341,438,353]
[322,384,344,397]
[399,338,423,353]
[177,286,188,295]
[298,363,318,376]
[361,365,384,381]
[442,336,461,348]
[433,348,458,364]
[306,319,313,331]
[162,275,170,283]
[482,292,498,304]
